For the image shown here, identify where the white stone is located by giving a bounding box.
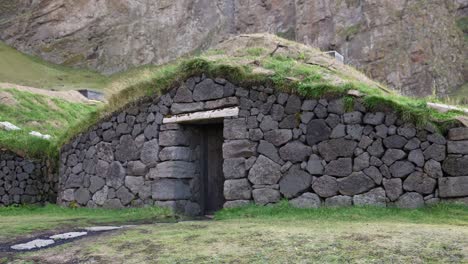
[0,121,21,131]
[29,131,52,140]
[11,239,55,250]
[163,107,239,124]
[50,232,87,240]
[84,226,122,232]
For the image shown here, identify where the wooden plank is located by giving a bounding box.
[163,107,239,124]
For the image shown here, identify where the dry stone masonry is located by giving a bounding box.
[56,76,468,214]
[0,150,57,206]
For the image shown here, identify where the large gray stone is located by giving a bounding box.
[248,155,282,185]
[346,124,363,140]
[126,161,148,176]
[338,172,375,195]
[270,104,285,121]
[279,141,312,163]
[223,140,257,158]
[312,175,339,198]
[367,139,385,158]
[103,199,124,209]
[290,192,321,208]
[448,127,468,141]
[438,177,468,198]
[279,115,300,129]
[364,166,383,185]
[279,165,312,198]
[382,149,406,166]
[383,178,403,201]
[353,152,370,171]
[173,84,193,103]
[264,129,293,146]
[363,112,385,125]
[152,179,191,200]
[403,172,436,194]
[442,156,468,176]
[330,124,346,138]
[397,124,417,139]
[259,116,278,132]
[116,186,135,205]
[159,147,191,161]
[115,135,139,162]
[383,135,407,149]
[148,161,195,179]
[395,192,424,208]
[318,138,357,161]
[257,140,283,164]
[159,130,189,146]
[408,149,425,167]
[89,176,105,194]
[223,158,246,179]
[343,112,362,124]
[140,139,160,166]
[107,161,126,189]
[252,188,281,205]
[224,119,248,139]
[447,141,468,154]
[306,156,324,175]
[389,161,415,178]
[423,144,446,162]
[205,97,239,110]
[427,133,446,145]
[96,142,114,162]
[424,160,443,178]
[325,195,352,207]
[306,119,331,145]
[193,79,224,101]
[223,200,251,208]
[284,95,302,114]
[125,176,144,194]
[74,188,91,205]
[328,99,344,114]
[353,188,386,207]
[92,186,108,205]
[325,158,352,177]
[224,179,252,200]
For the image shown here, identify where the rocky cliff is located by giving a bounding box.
[0,0,466,97]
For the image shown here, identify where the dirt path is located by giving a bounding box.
[0,82,96,103]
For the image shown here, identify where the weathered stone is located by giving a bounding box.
[442,156,468,176]
[62,189,75,202]
[325,195,352,207]
[159,147,191,161]
[424,160,443,178]
[330,124,346,138]
[126,161,148,176]
[427,133,446,145]
[205,97,239,110]
[423,144,446,161]
[173,85,193,103]
[353,188,386,207]
[74,188,91,205]
[224,119,248,139]
[96,142,114,163]
[408,149,425,167]
[301,100,317,111]
[403,172,436,194]
[375,124,388,138]
[398,124,417,139]
[248,155,282,185]
[438,177,468,198]
[354,152,370,171]
[382,149,406,166]
[404,138,421,151]
[448,128,468,141]
[140,139,160,166]
[257,140,282,164]
[383,135,407,149]
[193,79,224,101]
[447,141,468,154]
[264,129,292,146]
[252,188,281,205]
[284,95,302,114]
[116,186,135,205]
[279,115,299,129]
[259,116,278,132]
[270,104,285,121]
[396,192,424,208]
[306,119,331,145]
[367,139,385,158]
[223,140,257,158]
[338,172,375,195]
[148,161,195,179]
[312,175,338,198]
[306,157,324,175]
[107,161,126,189]
[223,158,246,179]
[152,179,191,200]
[327,99,344,114]
[125,176,144,194]
[223,200,251,208]
[279,141,312,163]
[89,176,105,193]
[103,199,124,209]
[325,114,341,128]
[343,111,362,124]
[383,178,403,201]
[363,112,385,125]
[115,135,139,162]
[224,179,251,200]
[301,112,315,124]
[364,166,383,185]
[290,192,321,208]
[390,161,415,178]
[159,131,189,146]
[325,158,352,177]
[346,124,363,141]
[318,138,357,161]
[279,165,312,198]
[92,186,109,205]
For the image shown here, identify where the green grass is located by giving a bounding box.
[0,41,109,90]
[9,205,468,263]
[0,87,97,158]
[0,204,174,243]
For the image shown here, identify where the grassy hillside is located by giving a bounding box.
[0,87,97,157]
[0,41,109,90]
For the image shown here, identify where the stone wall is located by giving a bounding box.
[58,76,468,214]
[0,150,58,206]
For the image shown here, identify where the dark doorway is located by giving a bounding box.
[200,124,225,214]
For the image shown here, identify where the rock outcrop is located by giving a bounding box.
[1,0,466,97]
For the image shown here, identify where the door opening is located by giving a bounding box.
[200,124,225,214]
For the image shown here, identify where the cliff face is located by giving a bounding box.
[1,0,466,97]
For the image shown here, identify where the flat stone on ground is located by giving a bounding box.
[11,239,55,250]
[50,232,88,240]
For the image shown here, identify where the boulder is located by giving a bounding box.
[279,165,312,198]
[224,179,252,200]
[248,155,282,185]
[318,138,357,161]
[403,172,436,194]
[152,179,191,200]
[290,193,321,208]
[264,129,293,146]
[353,188,386,207]
[383,178,403,201]
[395,192,425,208]
[193,79,224,101]
[389,161,415,178]
[312,175,339,198]
[338,172,375,195]
[279,141,312,163]
[442,156,468,176]
[306,119,331,145]
[223,140,257,158]
[223,158,246,179]
[324,158,352,177]
[438,177,468,198]
[252,188,281,205]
